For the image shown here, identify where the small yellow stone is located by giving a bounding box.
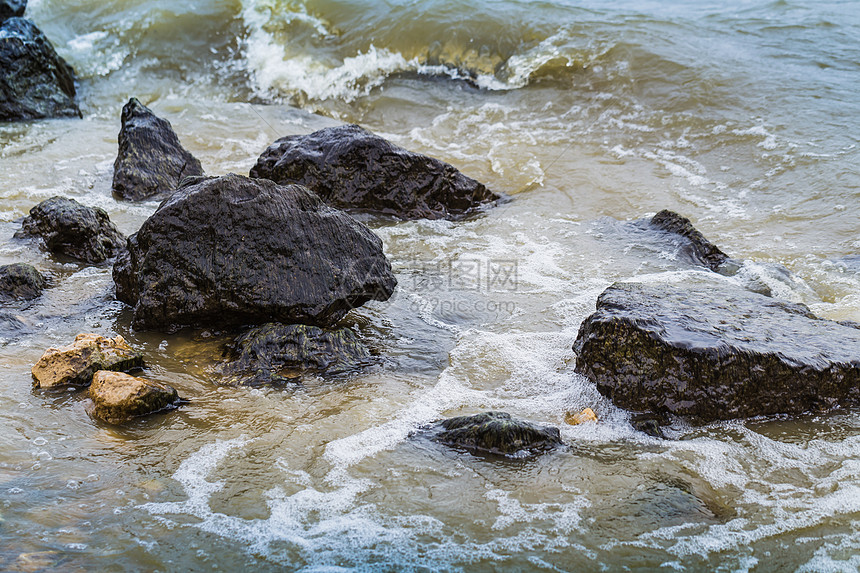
[565,407,598,425]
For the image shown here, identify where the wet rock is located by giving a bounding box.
[0,1,26,22]
[221,322,372,385]
[250,124,500,220]
[112,98,204,201]
[15,196,125,263]
[31,333,143,390]
[430,411,563,456]
[645,210,732,272]
[565,407,598,425]
[0,263,45,301]
[573,274,860,423]
[631,414,667,439]
[0,17,79,121]
[114,173,396,331]
[88,370,180,424]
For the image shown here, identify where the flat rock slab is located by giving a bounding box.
[250,124,500,220]
[88,370,180,424]
[114,173,396,331]
[573,275,860,422]
[15,196,125,263]
[32,333,143,389]
[429,411,563,456]
[0,263,45,301]
[112,97,204,201]
[0,17,79,121]
[221,323,372,385]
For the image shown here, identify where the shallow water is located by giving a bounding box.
[1,0,859,571]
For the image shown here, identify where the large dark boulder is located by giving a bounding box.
[0,263,45,301]
[0,17,79,121]
[250,124,500,220]
[15,196,125,263]
[220,322,372,385]
[112,98,204,201]
[429,411,563,456]
[573,275,860,423]
[1,1,26,22]
[113,173,397,331]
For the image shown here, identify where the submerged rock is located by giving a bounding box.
[430,411,563,456]
[646,210,731,272]
[15,196,125,263]
[0,17,79,121]
[250,124,500,220]
[221,323,372,385]
[573,275,860,423]
[0,1,26,21]
[31,333,143,390]
[112,98,204,201]
[0,263,45,301]
[114,173,396,331]
[88,370,180,424]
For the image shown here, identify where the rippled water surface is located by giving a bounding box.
[1,0,859,570]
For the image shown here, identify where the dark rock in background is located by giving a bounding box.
[573,275,860,423]
[0,263,45,301]
[646,210,732,272]
[112,98,204,201]
[0,0,26,22]
[15,196,125,263]
[114,174,397,332]
[0,17,79,121]
[250,124,499,220]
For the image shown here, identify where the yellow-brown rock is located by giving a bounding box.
[565,407,598,425]
[31,333,143,390]
[88,370,180,424]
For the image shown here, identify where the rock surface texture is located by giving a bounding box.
[430,411,563,456]
[114,173,396,331]
[0,263,45,301]
[573,275,860,422]
[250,124,499,220]
[31,333,143,389]
[88,370,180,424]
[0,17,79,121]
[15,196,125,263]
[221,323,372,385]
[112,98,204,200]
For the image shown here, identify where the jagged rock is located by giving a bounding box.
[250,124,500,220]
[573,274,860,423]
[31,333,143,389]
[220,323,372,385]
[88,370,180,424]
[113,173,396,331]
[645,210,732,272]
[15,196,125,263]
[112,98,204,201]
[0,1,26,22]
[0,17,79,121]
[0,263,45,301]
[429,411,563,456]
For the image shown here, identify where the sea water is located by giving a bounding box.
[1,0,859,570]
